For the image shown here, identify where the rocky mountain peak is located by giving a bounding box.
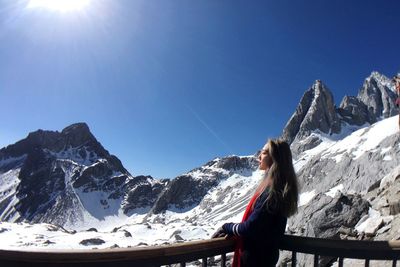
[59,122,104,153]
[61,122,91,139]
[368,71,393,89]
[356,71,397,121]
[282,71,399,157]
[0,123,108,161]
[281,80,341,148]
[337,71,398,127]
[0,122,168,225]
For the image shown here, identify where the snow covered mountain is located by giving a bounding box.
[283,71,398,156]
[0,123,166,228]
[0,71,399,254]
[0,155,262,249]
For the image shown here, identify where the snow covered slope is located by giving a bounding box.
[295,115,399,196]
[0,123,166,228]
[0,165,264,249]
[0,71,399,252]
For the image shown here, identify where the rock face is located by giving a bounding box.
[0,123,165,226]
[284,193,369,266]
[151,156,258,214]
[288,193,369,239]
[297,134,400,195]
[305,194,369,238]
[337,96,371,126]
[282,80,341,147]
[122,176,166,215]
[151,174,218,214]
[282,72,398,157]
[339,71,398,127]
[357,72,398,121]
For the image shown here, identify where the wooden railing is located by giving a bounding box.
[0,238,235,267]
[1,235,400,266]
[280,235,400,266]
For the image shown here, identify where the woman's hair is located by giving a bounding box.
[254,139,299,217]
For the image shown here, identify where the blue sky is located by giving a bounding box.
[0,0,399,178]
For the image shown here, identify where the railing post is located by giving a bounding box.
[365,259,370,267]
[202,257,207,267]
[338,257,344,267]
[179,263,186,267]
[393,260,397,267]
[292,251,297,267]
[313,254,318,267]
[221,254,226,267]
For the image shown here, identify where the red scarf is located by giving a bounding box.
[232,192,260,267]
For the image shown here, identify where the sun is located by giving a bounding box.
[27,0,91,12]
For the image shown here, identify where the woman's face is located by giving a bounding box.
[258,144,272,170]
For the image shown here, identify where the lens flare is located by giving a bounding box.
[27,0,91,12]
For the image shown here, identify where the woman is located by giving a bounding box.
[212,139,299,267]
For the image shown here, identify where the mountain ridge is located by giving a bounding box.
[0,71,399,258]
[0,123,166,227]
[282,71,398,156]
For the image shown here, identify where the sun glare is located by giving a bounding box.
[27,0,91,12]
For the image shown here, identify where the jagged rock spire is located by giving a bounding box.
[338,72,397,126]
[281,71,398,157]
[281,80,341,145]
[357,72,398,120]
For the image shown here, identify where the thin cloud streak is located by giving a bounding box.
[185,104,234,155]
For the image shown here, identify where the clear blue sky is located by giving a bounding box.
[0,0,399,178]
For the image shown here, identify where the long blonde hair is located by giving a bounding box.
[253,139,299,217]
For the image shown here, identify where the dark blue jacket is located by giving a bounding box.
[222,191,287,267]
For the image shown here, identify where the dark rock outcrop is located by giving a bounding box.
[337,96,371,126]
[79,238,105,246]
[356,72,398,121]
[213,156,256,170]
[288,193,369,238]
[282,80,341,154]
[286,193,369,266]
[123,230,132,237]
[150,156,257,215]
[122,176,166,215]
[151,174,218,214]
[306,194,369,238]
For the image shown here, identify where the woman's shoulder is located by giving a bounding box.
[259,188,270,199]
[256,188,283,216]
[255,189,270,207]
